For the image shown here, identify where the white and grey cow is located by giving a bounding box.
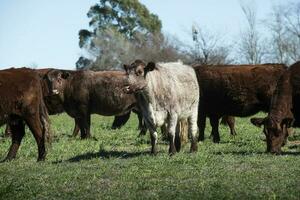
[124,60,199,155]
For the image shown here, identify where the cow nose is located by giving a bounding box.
[124,85,131,93]
[52,89,59,95]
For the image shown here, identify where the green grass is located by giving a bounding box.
[0,113,300,199]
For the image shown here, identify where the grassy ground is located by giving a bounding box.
[0,113,300,199]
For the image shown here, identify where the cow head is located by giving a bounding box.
[44,69,70,97]
[123,60,157,93]
[250,115,294,154]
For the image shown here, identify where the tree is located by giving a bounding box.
[77,0,163,69]
[76,56,92,69]
[84,28,189,70]
[282,2,300,63]
[191,24,232,65]
[266,2,300,65]
[266,5,290,64]
[238,2,265,64]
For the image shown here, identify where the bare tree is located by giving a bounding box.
[282,2,300,63]
[191,24,232,65]
[78,28,189,70]
[238,1,265,64]
[266,2,300,65]
[266,5,290,64]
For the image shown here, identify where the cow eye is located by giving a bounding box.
[136,70,143,76]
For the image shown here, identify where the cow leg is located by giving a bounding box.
[149,129,158,155]
[210,115,221,143]
[198,111,206,142]
[72,119,80,137]
[4,124,12,137]
[168,115,178,155]
[137,113,147,136]
[4,121,25,161]
[111,113,131,129]
[175,122,181,152]
[227,116,237,136]
[188,113,198,153]
[77,114,91,139]
[26,116,46,161]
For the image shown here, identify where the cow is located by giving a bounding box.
[0,68,50,161]
[44,69,140,139]
[250,61,300,154]
[3,68,137,138]
[193,64,287,143]
[123,60,199,155]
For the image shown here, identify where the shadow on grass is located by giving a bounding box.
[212,150,265,156]
[212,150,300,156]
[53,149,148,163]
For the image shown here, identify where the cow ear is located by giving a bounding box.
[282,117,294,128]
[250,117,265,127]
[145,62,156,72]
[61,71,70,79]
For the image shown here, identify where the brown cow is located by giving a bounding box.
[3,68,137,138]
[44,69,139,139]
[0,68,50,161]
[250,61,300,154]
[193,64,287,143]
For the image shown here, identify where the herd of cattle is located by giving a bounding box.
[0,60,300,161]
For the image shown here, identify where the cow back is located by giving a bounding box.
[194,64,287,117]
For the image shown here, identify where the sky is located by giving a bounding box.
[0,0,295,70]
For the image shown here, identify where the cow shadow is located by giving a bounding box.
[212,150,300,156]
[53,149,148,163]
[212,150,265,156]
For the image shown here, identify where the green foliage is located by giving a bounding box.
[79,0,162,50]
[1,113,300,199]
[77,1,189,70]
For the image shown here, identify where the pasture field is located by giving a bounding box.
[0,113,300,199]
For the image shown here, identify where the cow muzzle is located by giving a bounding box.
[52,89,59,95]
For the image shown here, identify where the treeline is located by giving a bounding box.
[76,0,300,70]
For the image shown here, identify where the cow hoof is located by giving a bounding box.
[198,136,205,142]
[80,135,92,140]
[1,156,14,163]
[0,158,9,163]
[151,148,158,156]
[270,150,282,155]
[213,138,220,143]
[190,142,198,153]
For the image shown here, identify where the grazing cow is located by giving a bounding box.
[123,60,199,155]
[0,68,50,161]
[44,69,139,139]
[193,64,287,143]
[250,61,300,154]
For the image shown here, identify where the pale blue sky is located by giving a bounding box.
[0,0,294,70]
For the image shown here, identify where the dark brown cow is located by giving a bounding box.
[3,68,135,138]
[0,68,50,161]
[44,69,138,139]
[193,64,287,143]
[250,61,300,154]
